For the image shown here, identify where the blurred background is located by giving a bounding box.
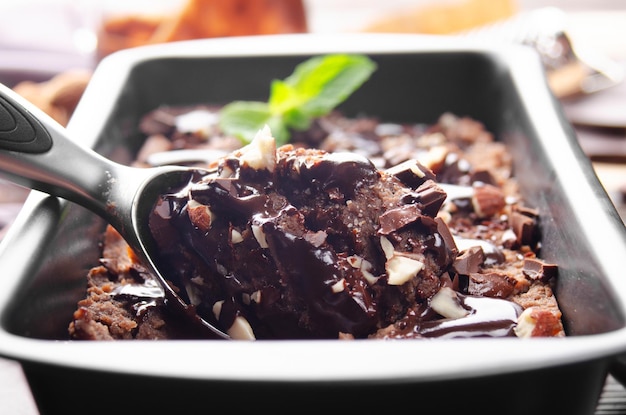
[0,1,625,413]
[1,1,624,227]
[2,1,624,82]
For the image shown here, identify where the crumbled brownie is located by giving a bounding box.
[68,226,208,340]
[68,109,565,341]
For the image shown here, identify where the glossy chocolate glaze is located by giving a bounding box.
[149,139,524,339]
[68,110,564,342]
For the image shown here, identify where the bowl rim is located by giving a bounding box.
[2,33,626,382]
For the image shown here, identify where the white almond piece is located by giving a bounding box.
[386,254,424,285]
[501,228,517,245]
[184,282,202,306]
[238,125,276,172]
[347,255,363,268]
[438,183,474,202]
[188,199,202,209]
[410,162,426,178]
[418,145,448,171]
[380,236,395,259]
[419,132,447,146]
[250,290,262,304]
[212,301,257,340]
[212,300,224,320]
[384,159,424,178]
[218,164,235,178]
[514,307,537,338]
[175,109,218,137]
[348,255,379,285]
[430,287,469,319]
[251,224,269,248]
[231,229,244,244]
[228,316,256,340]
[187,199,214,232]
[361,268,379,285]
[331,279,346,293]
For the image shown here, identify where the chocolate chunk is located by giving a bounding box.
[71,106,567,342]
[148,139,461,339]
[468,272,516,298]
[387,159,437,188]
[453,236,505,265]
[453,246,485,275]
[378,204,422,234]
[435,217,458,258]
[509,211,536,247]
[295,151,379,199]
[523,258,558,282]
[415,180,447,217]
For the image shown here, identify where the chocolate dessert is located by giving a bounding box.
[68,109,564,341]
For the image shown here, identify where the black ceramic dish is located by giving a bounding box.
[1,34,626,415]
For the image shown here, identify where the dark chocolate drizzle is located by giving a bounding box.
[149,146,522,339]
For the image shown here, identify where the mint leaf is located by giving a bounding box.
[275,54,376,118]
[219,101,290,145]
[219,54,377,145]
[220,101,270,142]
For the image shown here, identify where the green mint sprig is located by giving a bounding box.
[219,54,377,145]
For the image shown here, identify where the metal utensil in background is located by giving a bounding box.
[460,7,624,99]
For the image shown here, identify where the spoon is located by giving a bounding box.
[0,83,230,340]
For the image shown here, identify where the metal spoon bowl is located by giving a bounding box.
[0,83,229,339]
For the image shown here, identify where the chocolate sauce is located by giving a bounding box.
[146,136,535,340]
[111,281,164,319]
[136,112,564,341]
[69,111,565,342]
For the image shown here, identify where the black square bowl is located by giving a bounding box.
[1,34,626,415]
